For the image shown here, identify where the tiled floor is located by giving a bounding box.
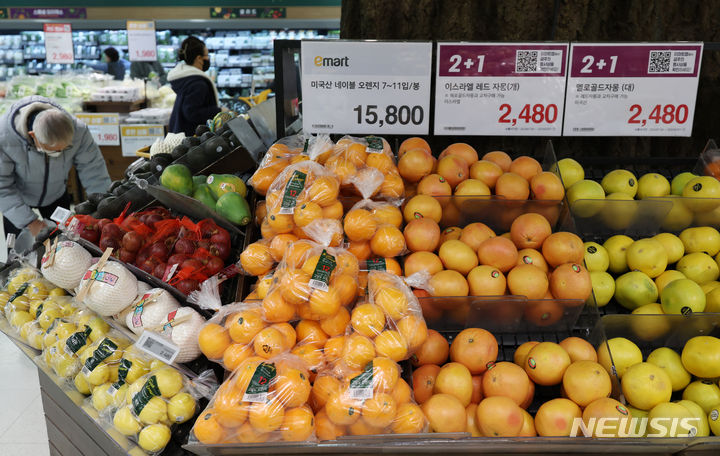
[0,332,50,456]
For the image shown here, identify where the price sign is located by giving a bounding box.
[43,23,74,64]
[564,42,703,136]
[120,124,164,157]
[301,40,432,135]
[434,43,568,136]
[76,113,120,146]
[127,20,157,62]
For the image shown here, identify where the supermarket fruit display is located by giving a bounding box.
[584,227,720,315]
[0,261,213,454]
[555,155,720,234]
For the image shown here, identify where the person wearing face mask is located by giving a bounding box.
[0,96,111,237]
[167,36,223,136]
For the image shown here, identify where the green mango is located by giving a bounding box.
[216,192,251,226]
[193,184,217,210]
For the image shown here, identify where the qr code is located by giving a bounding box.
[516,50,538,72]
[648,51,671,73]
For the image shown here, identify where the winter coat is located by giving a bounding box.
[167,62,221,136]
[0,96,111,229]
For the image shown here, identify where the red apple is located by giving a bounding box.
[80,226,100,244]
[181,258,204,271]
[140,258,157,274]
[174,238,196,255]
[210,242,231,261]
[210,228,231,246]
[122,231,144,252]
[153,262,167,280]
[148,242,169,261]
[118,248,136,264]
[144,214,164,228]
[176,279,199,295]
[167,253,189,266]
[199,219,220,238]
[101,223,122,239]
[206,256,224,275]
[97,218,113,232]
[197,239,211,251]
[99,236,120,251]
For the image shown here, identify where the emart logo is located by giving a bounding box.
[570,417,700,438]
[314,55,350,67]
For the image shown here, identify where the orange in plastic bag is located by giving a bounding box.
[191,353,317,443]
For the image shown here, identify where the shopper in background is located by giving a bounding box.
[130,60,167,84]
[167,36,223,136]
[0,96,111,237]
[100,47,126,80]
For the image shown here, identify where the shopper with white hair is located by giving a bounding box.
[0,96,111,237]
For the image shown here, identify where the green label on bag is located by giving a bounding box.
[309,250,336,292]
[242,362,276,403]
[83,338,118,373]
[132,375,161,415]
[303,139,309,153]
[366,136,383,153]
[348,361,373,400]
[65,325,92,355]
[366,258,386,271]
[8,283,29,303]
[112,358,133,390]
[34,303,44,319]
[279,170,307,214]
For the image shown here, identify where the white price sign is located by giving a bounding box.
[76,113,120,146]
[564,42,703,136]
[434,43,568,136]
[127,20,157,62]
[301,40,432,135]
[120,124,164,157]
[43,23,74,64]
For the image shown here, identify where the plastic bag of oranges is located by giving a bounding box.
[105,362,215,454]
[261,239,359,325]
[191,353,318,444]
[249,133,312,196]
[261,160,343,244]
[344,199,407,260]
[198,301,300,371]
[310,356,427,438]
[323,135,401,200]
[341,271,429,365]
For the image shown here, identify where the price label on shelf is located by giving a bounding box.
[76,113,120,146]
[43,23,74,64]
[127,20,157,61]
[301,40,432,135]
[120,124,164,157]
[564,42,703,136]
[434,42,568,136]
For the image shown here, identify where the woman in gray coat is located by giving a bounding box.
[0,96,111,236]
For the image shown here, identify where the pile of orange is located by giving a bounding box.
[411,327,613,438]
[310,356,427,438]
[320,136,404,200]
[249,142,310,196]
[337,271,428,365]
[192,354,317,444]
[398,139,565,203]
[344,201,406,260]
[401,211,591,328]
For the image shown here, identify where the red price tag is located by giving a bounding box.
[44,23,74,64]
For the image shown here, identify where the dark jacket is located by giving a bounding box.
[107,60,125,80]
[167,62,221,136]
[0,96,111,228]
